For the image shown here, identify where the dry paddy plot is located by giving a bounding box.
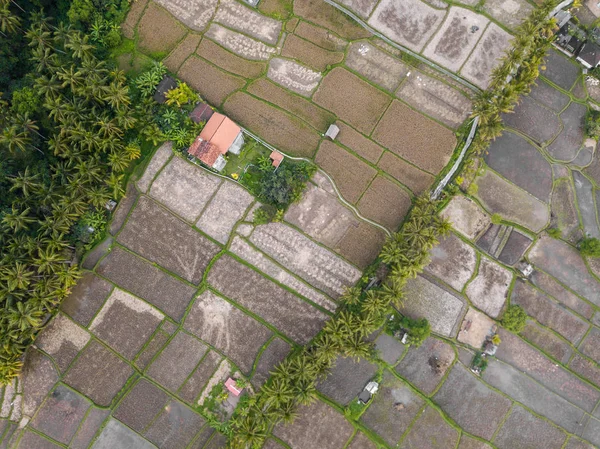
[294,21,347,51]
[137,2,187,55]
[484,0,533,30]
[423,7,488,72]
[461,23,512,89]
[196,39,266,78]
[248,79,333,130]
[400,406,459,449]
[150,156,222,222]
[465,256,511,318]
[117,196,220,284]
[154,0,217,31]
[205,23,276,60]
[164,33,201,72]
[214,0,282,45]
[267,58,322,97]
[137,141,172,193]
[208,255,329,344]
[196,181,253,244]
[441,195,490,240]
[223,92,321,157]
[345,41,409,92]
[184,290,272,374]
[313,68,392,134]
[250,222,362,298]
[315,140,377,204]
[178,56,246,107]
[401,275,465,337]
[281,34,344,72]
[97,246,197,321]
[293,0,371,40]
[397,70,472,128]
[373,100,457,174]
[274,400,354,449]
[425,232,477,291]
[368,0,445,52]
[357,175,412,230]
[335,121,384,163]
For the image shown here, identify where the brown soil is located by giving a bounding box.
[125,0,149,29]
[247,79,334,131]
[315,140,377,203]
[223,92,321,157]
[281,34,344,71]
[164,34,201,73]
[294,21,347,51]
[335,121,384,163]
[178,56,246,107]
[336,221,386,269]
[357,175,412,230]
[137,3,187,55]
[293,0,371,39]
[378,151,434,195]
[313,68,392,134]
[196,38,266,78]
[372,100,456,174]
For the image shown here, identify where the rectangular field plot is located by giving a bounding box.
[229,237,336,312]
[372,100,456,174]
[313,68,392,134]
[250,222,362,298]
[97,246,196,321]
[423,7,488,72]
[396,70,472,129]
[368,0,445,52]
[345,41,409,92]
[150,156,222,223]
[117,196,220,284]
[213,0,282,45]
[207,255,330,344]
[184,290,272,374]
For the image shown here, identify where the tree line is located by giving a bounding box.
[0,0,167,383]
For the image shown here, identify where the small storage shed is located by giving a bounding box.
[153,76,178,104]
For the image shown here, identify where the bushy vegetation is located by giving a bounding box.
[384,314,430,348]
[244,156,316,218]
[585,110,600,139]
[501,305,528,333]
[579,236,600,257]
[471,352,488,374]
[228,196,450,448]
[0,0,188,383]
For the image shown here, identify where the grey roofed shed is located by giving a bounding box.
[325,124,340,140]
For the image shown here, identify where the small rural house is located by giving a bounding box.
[577,42,600,69]
[224,378,244,397]
[153,76,178,104]
[188,112,244,171]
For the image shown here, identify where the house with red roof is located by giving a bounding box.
[188,112,244,171]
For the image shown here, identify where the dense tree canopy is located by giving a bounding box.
[0,0,159,383]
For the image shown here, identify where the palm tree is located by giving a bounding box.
[261,377,294,408]
[0,126,30,154]
[339,286,361,306]
[2,207,36,232]
[65,31,94,60]
[342,333,372,361]
[9,167,41,197]
[0,2,21,34]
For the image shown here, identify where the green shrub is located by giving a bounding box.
[466,182,479,196]
[247,161,316,209]
[579,237,600,258]
[134,62,167,97]
[501,305,527,333]
[547,227,562,239]
[253,204,277,225]
[471,352,488,374]
[385,315,430,347]
[491,213,502,225]
[586,110,600,139]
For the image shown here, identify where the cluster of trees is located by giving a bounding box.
[228,196,450,448]
[0,1,175,383]
[469,0,560,157]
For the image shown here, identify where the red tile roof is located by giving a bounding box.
[199,113,241,155]
[270,151,284,168]
[224,378,243,397]
[188,138,222,167]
